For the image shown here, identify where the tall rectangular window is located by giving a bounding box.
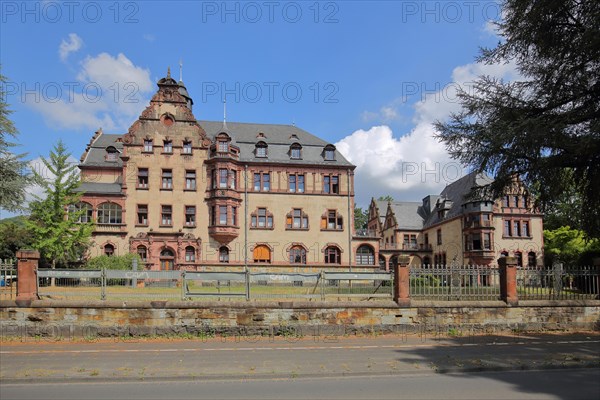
[513,221,521,237]
[297,175,304,193]
[161,205,172,226]
[483,233,491,250]
[218,140,228,152]
[137,168,148,189]
[137,204,148,226]
[162,169,172,189]
[182,141,192,154]
[185,206,196,226]
[185,170,196,190]
[323,175,339,194]
[522,221,530,237]
[229,170,236,189]
[232,206,237,226]
[253,173,270,192]
[437,229,442,245]
[219,205,227,225]
[219,169,228,189]
[289,175,296,192]
[163,140,173,153]
[504,220,511,236]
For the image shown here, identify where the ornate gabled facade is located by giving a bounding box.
[77,71,380,271]
[367,171,544,270]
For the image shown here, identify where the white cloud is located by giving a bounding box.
[27,52,153,132]
[361,105,401,123]
[340,60,520,207]
[59,33,83,61]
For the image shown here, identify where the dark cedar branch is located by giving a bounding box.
[434,0,600,238]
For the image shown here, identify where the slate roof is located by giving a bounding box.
[80,134,123,168]
[199,120,353,167]
[423,171,494,228]
[79,122,352,169]
[388,201,425,230]
[76,182,122,194]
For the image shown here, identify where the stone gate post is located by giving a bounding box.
[499,256,518,305]
[16,249,40,301]
[393,256,411,306]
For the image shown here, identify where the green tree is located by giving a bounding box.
[354,206,368,230]
[0,69,33,212]
[434,0,600,238]
[27,140,93,270]
[544,226,600,265]
[0,220,34,260]
[377,195,394,202]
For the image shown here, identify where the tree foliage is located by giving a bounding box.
[84,253,141,270]
[354,206,368,230]
[435,0,600,238]
[544,226,600,265]
[27,140,93,268]
[0,220,34,260]
[377,195,394,202]
[0,69,33,212]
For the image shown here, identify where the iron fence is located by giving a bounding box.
[35,268,393,302]
[409,265,501,301]
[517,264,599,300]
[0,259,17,300]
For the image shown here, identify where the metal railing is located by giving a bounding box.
[410,265,501,301]
[0,259,17,300]
[35,268,394,302]
[517,264,599,300]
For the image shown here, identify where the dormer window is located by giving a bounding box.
[218,140,228,152]
[182,140,192,154]
[324,144,336,161]
[257,132,266,139]
[163,140,173,153]
[290,134,299,141]
[290,143,302,159]
[256,141,268,158]
[105,146,118,162]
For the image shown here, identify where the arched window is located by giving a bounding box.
[255,141,268,158]
[289,143,302,159]
[501,251,509,257]
[104,244,115,257]
[528,251,536,267]
[97,203,122,224]
[289,245,306,264]
[324,246,341,264]
[160,249,175,271]
[515,251,523,268]
[185,246,195,262]
[68,202,93,223]
[253,245,271,263]
[219,246,229,263]
[356,245,375,265]
[137,245,147,262]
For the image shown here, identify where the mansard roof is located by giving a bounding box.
[79,132,123,168]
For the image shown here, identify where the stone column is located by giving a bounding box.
[393,256,411,306]
[16,249,40,301]
[499,256,518,305]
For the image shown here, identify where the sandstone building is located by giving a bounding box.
[77,71,379,271]
[366,172,544,270]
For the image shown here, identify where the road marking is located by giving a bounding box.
[1,340,599,355]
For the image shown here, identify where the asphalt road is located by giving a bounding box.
[1,332,599,399]
[1,369,599,400]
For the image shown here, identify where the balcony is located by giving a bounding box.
[354,229,379,238]
[464,220,492,229]
[381,243,432,251]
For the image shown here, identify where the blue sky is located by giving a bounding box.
[1,1,517,215]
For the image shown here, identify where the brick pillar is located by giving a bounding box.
[16,249,40,301]
[499,256,518,305]
[393,256,411,306]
